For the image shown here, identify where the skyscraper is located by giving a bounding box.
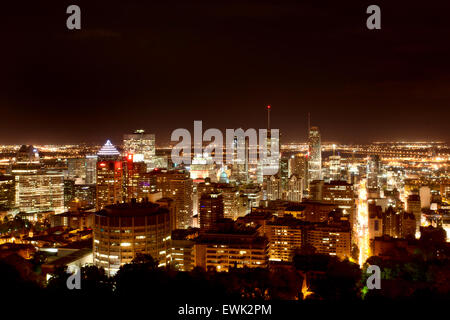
[11,145,64,214]
[367,155,380,191]
[199,192,224,230]
[307,126,322,186]
[123,129,156,171]
[154,170,193,229]
[96,140,123,210]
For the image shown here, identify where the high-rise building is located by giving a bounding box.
[199,192,224,230]
[93,201,174,276]
[11,145,64,214]
[285,174,303,202]
[96,140,124,210]
[124,155,147,203]
[0,175,15,211]
[267,216,304,261]
[329,155,341,181]
[85,155,98,185]
[154,170,193,229]
[67,158,86,181]
[123,129,156,171]
[406,194,421,235]
[367,155,381,192]
[307,126,322,187]
[289,154,307,183]
[266,175,282,201]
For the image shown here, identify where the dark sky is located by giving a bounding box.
[1,0,450,145]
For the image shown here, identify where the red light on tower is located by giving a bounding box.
[267,105,271,109]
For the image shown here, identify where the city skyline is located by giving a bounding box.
[2,1,450,144]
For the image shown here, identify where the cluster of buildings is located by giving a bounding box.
[0,109,449,277]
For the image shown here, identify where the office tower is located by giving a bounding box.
[154,170,193,229]
[93,201,173,276]
[266,175,282,201]
[67,158,86,181]
[199,192,224,230]
[64,179,75,207]
[267,216,304,261]
[329,155,341,181]
[123,129,155,171]
[85,155,98,185]
[124,155,147,202]
[285,175,303,202]
[406,194,421,235]
[367,155,380,191]
[196,179,239,220]
[73,184,96,208]
[219,185,240,220]
[419,186,431,209]
[307,126,322,186]
[0,175,15,211]
[96,140,123,210]
[11,145,64,214]
[260,105,280,182]
[229,134,251,183]
[289,154,307,183]
[321,181,355,218]
[280,157,289,190]
[194,222,269,271]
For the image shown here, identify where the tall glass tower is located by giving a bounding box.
[307,126,322,187]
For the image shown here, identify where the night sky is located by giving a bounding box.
[1,0,450,145]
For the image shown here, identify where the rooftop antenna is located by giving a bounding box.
[267,105,271,131]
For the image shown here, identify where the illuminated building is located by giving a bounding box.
[194,222,269,271]
[280,157,289,190]
[367,155,381,192]
[11,145,64,214]
[321,181,355,221]
[406,194,421,235]
[96,140,123,210]
[196,179,239,220]
[0,175,15,210]
[67,158,86,182]
[85,155,98,185]
[73,184,96,208]
[169,228,198,271]
[267,216,304,261]
[220,185,240,220]
[50,211,93,229]
[123,129,155,171]
[368,204,383,240]
[266,175,282,201]
[307,126,322,187]
[199,192,224,230]
[306,222,351,259]
[64,179,75,207]
[93,200,174,276]
[285,175,303,202]
[154,170,193,229]
[124,154,147,202]
[329,154,341,181]
[289,154,307,184]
